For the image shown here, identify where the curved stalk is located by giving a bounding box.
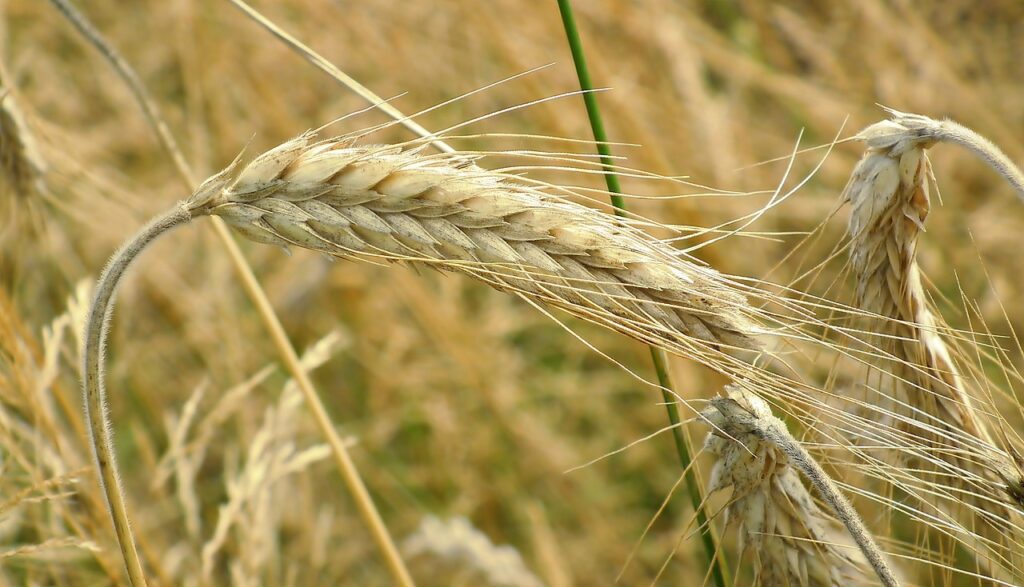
[83,205,193,586]
[880,107,1024,202]
[50,2,416,584]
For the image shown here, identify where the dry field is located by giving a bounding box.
[2,1,1023,585]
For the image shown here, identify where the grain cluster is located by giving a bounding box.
[185,133,761,353]
[703,386,865,586]
[844,113,1023,573]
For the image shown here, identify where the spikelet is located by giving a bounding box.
[843,112,1022,572]
[403,516,545,587]
[703,386,865,586]
[0,87,47,245]
[184,133,761,353]
[0,88,44,197]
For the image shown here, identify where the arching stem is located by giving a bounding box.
[51,2,416,582]
[82,205,193,587]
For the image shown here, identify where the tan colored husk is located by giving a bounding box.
[0,86,47,244]
[184,133,761,353]
[843,113,1022,569]
[703,386,866,586]
[0,87,45,197]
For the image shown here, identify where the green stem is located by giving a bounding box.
[555,3,729,586]
[649,351,727,586]
[554,0,625,214]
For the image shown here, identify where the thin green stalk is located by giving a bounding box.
[648,351,727,580]
[554,1,625,214]
[555,3,729,586]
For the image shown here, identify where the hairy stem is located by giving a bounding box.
[936,121,1024,200]
[883,108,1024,203]
[768,429,899,587]
[773,431,898,587]
[83,205,193,586]
[555,3,729,586]
[49,2,416,585]
[710,396,901,587]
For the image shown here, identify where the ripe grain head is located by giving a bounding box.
[185,132,764,359]
[703,385,868,586]
[843,111,1024,575]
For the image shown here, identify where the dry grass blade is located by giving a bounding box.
[0,537,100,561]
[0,80,47,245]
[0,87,44,198]
[185,133,762,356]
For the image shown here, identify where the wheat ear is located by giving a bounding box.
[703,386,900,587]
[703,386,865,586]
[844,113,1022,555]
[186,134,760,352]
[226,5,736,585]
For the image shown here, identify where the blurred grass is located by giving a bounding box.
[1,0,1023,585]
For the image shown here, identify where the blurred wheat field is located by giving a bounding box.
[2,1,1024,585]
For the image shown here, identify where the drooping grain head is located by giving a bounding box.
[845,116,998,458]
[843,113,1024,574]
[184,133,761,354]
[844,119,932,322]
[702,386,865,586]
